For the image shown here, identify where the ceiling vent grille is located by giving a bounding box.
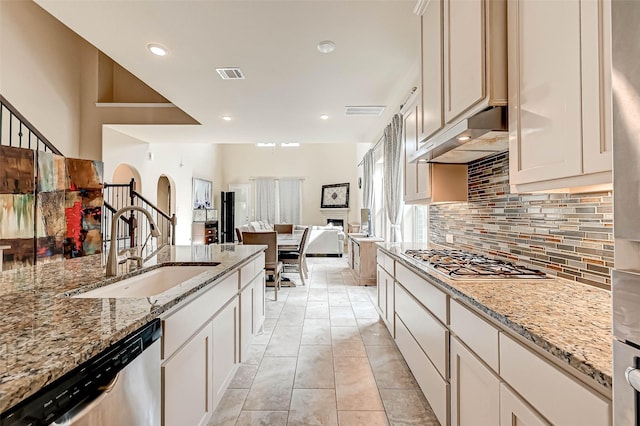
[216,68,245,80]
[344,106,386,116]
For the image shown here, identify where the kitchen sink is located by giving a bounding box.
[73,265,217,298]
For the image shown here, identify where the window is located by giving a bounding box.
[254,177,303,224]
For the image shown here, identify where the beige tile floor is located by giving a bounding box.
[209,257,440,426]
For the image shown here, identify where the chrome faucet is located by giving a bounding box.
[106,206,161,277]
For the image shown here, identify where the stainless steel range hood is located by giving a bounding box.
[411,106,508,164]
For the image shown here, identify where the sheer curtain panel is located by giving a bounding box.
[383,114,404,242]
[279,178,301,224]
[256,178,276,224]
[362,149,375,234]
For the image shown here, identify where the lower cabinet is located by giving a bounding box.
[376,264,394,334]
[450,336,500,426]
[240,271,265,361]
[212,299,239,407]
[163,324,213,426]
[500,383,550,426]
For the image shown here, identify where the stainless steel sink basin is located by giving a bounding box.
[73,265,217,298]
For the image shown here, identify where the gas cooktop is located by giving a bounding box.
[404,249,547,280]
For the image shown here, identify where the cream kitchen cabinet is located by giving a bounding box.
[163,324,213,426]
[500,383,550,426]
[508,0,612,193]
[376,250,395,334]
[212,298,239,407]
[414,0,507,134]
[403,95,468,204]
[418,0,444,141]
[450,336,501,426]
[403,98,431,203]
[239,253,266,361]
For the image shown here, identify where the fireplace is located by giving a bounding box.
[326,218,344,229]
[319,208,349,231]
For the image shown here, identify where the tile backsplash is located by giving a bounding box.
[429,152,613,289]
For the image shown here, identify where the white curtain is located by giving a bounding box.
[255,178,276,224]
[362,149,375,234]
[279,178,301,224]
[384,114,404,242]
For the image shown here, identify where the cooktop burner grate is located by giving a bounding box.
[404,249,547,279]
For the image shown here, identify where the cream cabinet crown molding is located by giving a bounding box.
[414,0,431,16]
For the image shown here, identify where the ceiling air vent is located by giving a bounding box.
[216,68,245,80]
[344,106,386,116]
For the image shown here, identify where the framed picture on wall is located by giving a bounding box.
[193,178,212,209]
[321,183,350,208]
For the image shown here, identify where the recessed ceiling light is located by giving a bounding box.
[281,142,300,148]
[147,43,168,56]
[222,116,232,121]
[320,114,329,120]
[256,143,276,148]
[317,40,336,54]
[457,135,471,142]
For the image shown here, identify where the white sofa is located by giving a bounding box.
[301,225,345,257]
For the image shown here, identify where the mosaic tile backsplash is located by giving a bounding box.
[429,152,613,289]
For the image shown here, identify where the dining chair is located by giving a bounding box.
[242,231,282,300]
[279,226,310,285]
[235,227,243,243]
[274,223,294,234]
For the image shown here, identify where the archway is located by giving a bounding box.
[112,163,142,192]
[156,174,176,245]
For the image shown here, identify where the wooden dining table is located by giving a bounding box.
[277,233,302,252]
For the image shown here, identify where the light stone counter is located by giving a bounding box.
[0,244,265,413]
[378,243,612,393]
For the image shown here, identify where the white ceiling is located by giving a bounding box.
[35,0,420,145]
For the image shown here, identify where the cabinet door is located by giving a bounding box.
[163,324,213,426]
[404,101,431,203]
[500,383,550,426]
[240,283,253,361]
[376,265,387,319]
[420,0,444,140]
[450,336,500,426]
[581,0,612,174]
[444,0,485,123]
[253,271,265,334]
[508,0,583,185]
[212,299,238,406]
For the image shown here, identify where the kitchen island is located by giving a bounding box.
[377,243,612,426]
[0,244,265,415]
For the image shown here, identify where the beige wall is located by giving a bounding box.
[1,0,84,157]
[220,143,363,226]
[102,127,223,244]
[1,1,198,161]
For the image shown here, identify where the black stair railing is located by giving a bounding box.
[103,178,176,261]
[0,94,62,154]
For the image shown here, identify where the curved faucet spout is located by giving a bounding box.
[106,206,161,277]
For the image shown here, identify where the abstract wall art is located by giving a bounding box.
[65,158,103,190]
[64,189,103,258]
[0,146,35,194]
[36,191,65,260]
[37,152,66,192]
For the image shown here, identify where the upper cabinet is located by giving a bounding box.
[508,0,612,193]
[418,0,444,142]
[415,0,507,142]
[404,92,468,204]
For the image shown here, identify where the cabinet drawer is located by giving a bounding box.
[450,299,499,372]
[395,283,448,378]
[377,250,395,275]
[240,254,265,289]
[499,333,611,426]
[395,263,448,324]
[396,314,448,426]
[163,272,238,359]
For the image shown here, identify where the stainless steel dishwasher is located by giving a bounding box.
[1,319,161,426]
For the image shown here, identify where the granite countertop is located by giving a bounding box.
[378,242,612,393]
[0,244,265,414]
